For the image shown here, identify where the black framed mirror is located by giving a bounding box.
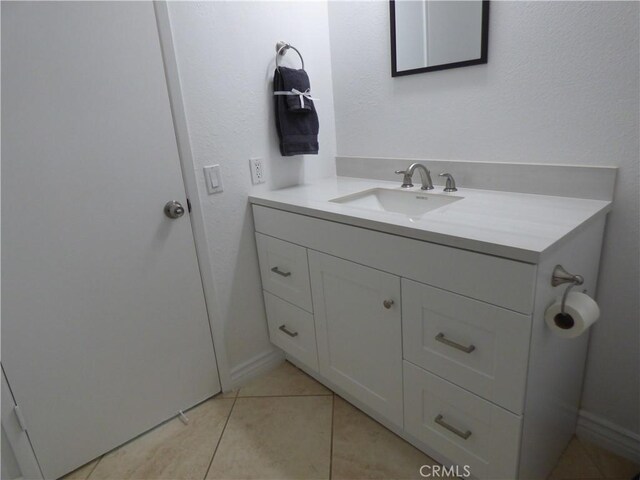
[390,0,489,77]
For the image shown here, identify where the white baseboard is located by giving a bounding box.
[229,349,284,390]
[576,409,640,464]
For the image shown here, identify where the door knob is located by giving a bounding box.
[164,200,185,219]
[383,299,394,309]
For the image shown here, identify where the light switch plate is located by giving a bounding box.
[249,158,265,185]
[203,165,223,194]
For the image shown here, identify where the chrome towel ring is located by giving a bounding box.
[275,41,304,70]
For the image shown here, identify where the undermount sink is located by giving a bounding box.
[330,188,463,217]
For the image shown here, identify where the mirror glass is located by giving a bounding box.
[390,0,489,76]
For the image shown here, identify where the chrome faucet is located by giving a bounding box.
[395,163,434,190]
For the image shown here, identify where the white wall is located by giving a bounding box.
[328,0,639,435]
[167,1,336,375]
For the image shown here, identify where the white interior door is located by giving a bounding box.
[1,2,220,478]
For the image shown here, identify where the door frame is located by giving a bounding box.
[153,1,231,391]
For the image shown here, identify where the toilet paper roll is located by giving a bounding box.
[544,291,600,338]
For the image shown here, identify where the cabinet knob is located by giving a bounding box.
[383,299,394,309]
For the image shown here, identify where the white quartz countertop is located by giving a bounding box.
[248,177,611,263]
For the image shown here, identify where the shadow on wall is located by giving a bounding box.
[165,0,337,382]
[224,203,274,370]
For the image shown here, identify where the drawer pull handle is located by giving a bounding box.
[383,299,395,309]
[278,325,299,337]
[271,267,292,277]
[434,414,472,440]
[435,332,476,354]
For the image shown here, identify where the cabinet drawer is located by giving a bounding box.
[264,291,318,371]
[256,233,312,312]
[404,362,521,480]
[402,279,530,414]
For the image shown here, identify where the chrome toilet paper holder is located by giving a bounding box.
[551,265,584,314]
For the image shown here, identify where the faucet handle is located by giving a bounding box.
[395,170,413,188]
[439,172,457,192]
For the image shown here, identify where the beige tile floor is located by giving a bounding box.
[63,361,639,480]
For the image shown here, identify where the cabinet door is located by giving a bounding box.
[309,251,403,426]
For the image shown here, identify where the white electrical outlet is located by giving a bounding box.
[249,157,265,185]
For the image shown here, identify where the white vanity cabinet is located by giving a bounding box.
[252,202,606,480]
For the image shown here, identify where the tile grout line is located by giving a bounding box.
[83,455,103,480]
[575,436,608,479]
[329,393,335,480]
[236,393,333,399]
[203,395,239,480]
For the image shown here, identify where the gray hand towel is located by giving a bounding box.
[279,67,313,112]
[274,67,319,156]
